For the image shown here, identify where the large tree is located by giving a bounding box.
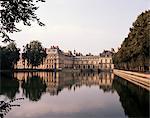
[23,40,47,68]
[0,42,20,70]
[0,0,45,42]
[113,10,150,72]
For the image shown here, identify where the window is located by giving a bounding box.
[105,59,107,63]
[110,59,112,63]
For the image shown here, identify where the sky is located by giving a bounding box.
[1,0,149,54]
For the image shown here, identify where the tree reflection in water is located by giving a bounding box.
[0,73,24,118]
[21,74,47,101]
[0,72,19,99]
[113,76,149,117]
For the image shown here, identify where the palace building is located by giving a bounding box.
[15,46,114,71]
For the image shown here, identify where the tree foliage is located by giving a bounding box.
[113,10,150,72]
[0,42,20,70]
[0,0,45,42]
[23,40,47,68]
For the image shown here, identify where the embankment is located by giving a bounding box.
[114,69,150,91]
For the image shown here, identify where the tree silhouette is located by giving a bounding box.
[0,0,45,42]
[23,40,47,69]
[0,42,20,70]
[0,98,24,118]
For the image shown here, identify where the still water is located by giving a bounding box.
[0,72,149,118]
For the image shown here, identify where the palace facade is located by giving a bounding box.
[15,46,114,71]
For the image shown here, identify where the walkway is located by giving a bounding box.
[114,69,150,91]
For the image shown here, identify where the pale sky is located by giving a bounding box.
[1,0,149,54]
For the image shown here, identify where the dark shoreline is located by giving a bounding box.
[0,69,57,73]
[0,68,113,73]
[14,68,64,72]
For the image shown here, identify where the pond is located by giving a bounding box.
[0,72,149,118]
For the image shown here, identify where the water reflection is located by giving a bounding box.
[0,73,19,99]
[0,72,149,118]
[21,75,47,101]
[113,76,149,117]
[14,72,114,98]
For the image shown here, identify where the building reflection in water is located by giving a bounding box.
[14,72,115,97]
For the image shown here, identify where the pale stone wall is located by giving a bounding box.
[73,56,114,71]
[14,58,32,69]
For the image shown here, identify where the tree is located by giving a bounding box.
[23,40,47,68]
[0,0,45,42]
[6,42,20,65]
[113,10,150,72]
[0,42,20,70]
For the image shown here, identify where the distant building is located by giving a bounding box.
[15,46,114,71]
[74,55,113,71]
